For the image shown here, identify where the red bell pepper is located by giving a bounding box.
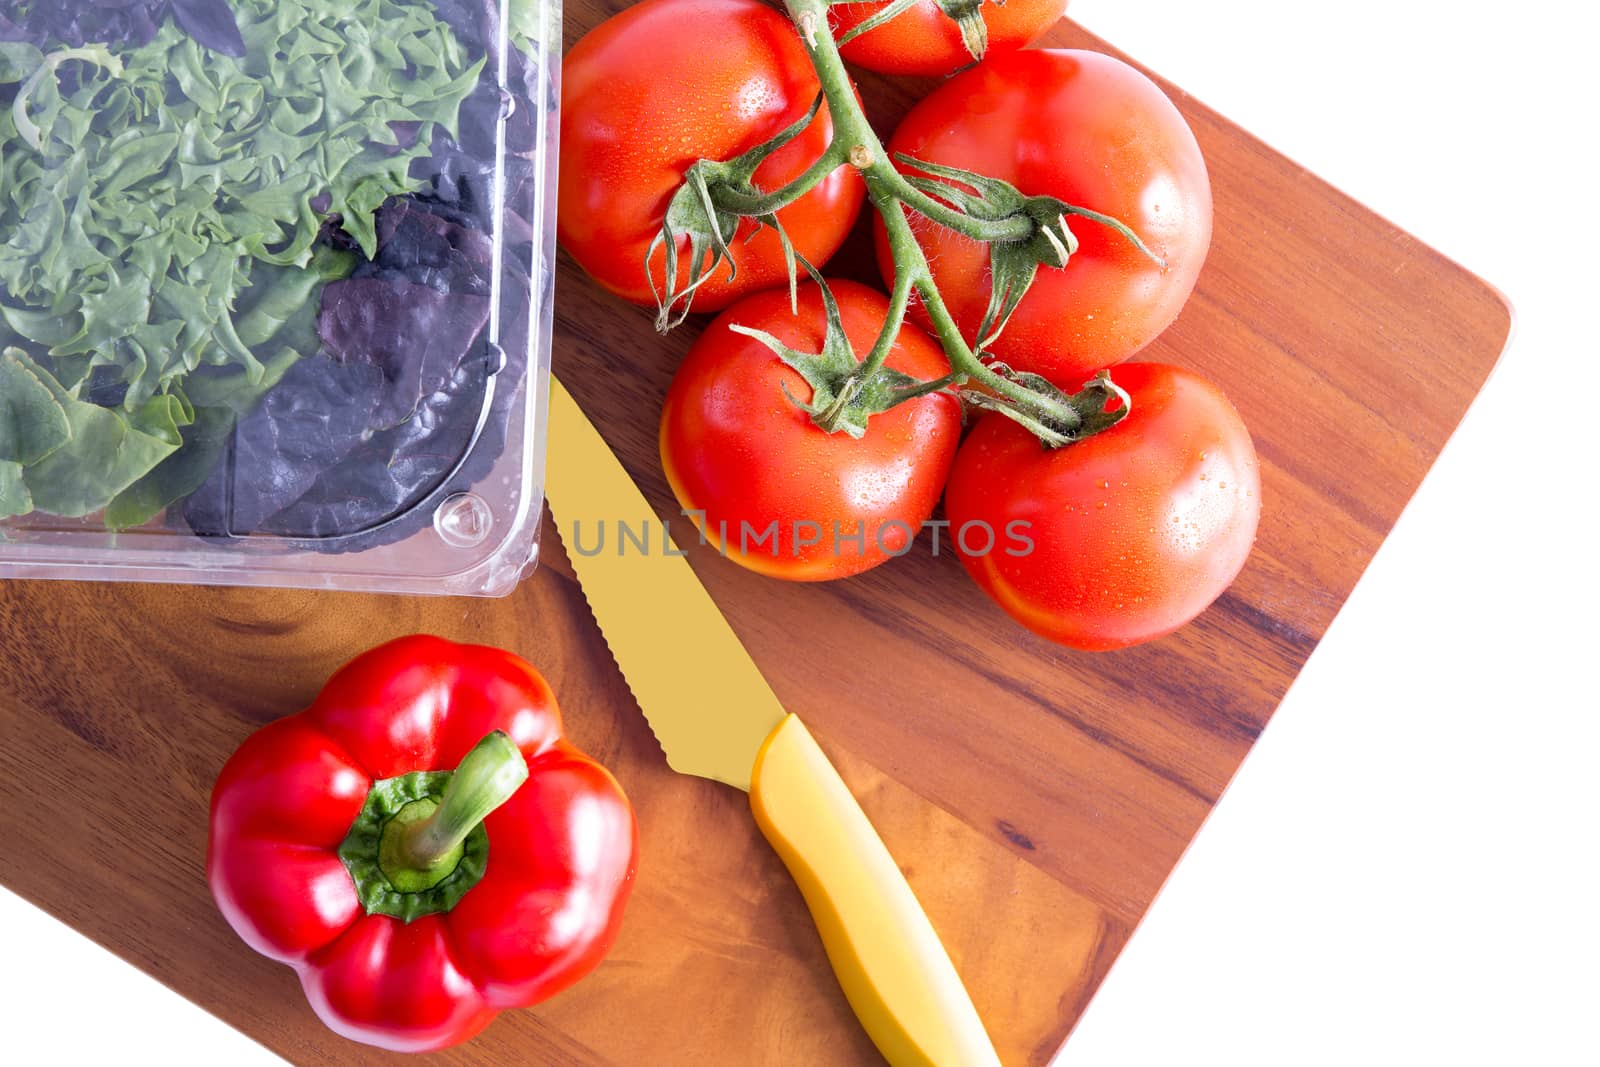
[207,635,637,1052]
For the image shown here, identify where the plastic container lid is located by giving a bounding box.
[0,0,559,596]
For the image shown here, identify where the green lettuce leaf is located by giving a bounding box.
[0,461,31,521]
[105,405,232,530]
[0,348,72,464]
[6,349,178,517]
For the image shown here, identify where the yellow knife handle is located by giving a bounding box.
[750,715,1002,1067]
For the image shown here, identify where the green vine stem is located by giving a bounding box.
[875,167,1033,244]
[782,0,1083,433]
[857,232,916,378]
[712,135,851,217]
[649,0,1145,443]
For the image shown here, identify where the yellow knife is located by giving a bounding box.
[543,375,1001,1067]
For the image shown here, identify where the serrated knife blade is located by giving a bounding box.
[543,377,784,790]
[542,375,999,1067]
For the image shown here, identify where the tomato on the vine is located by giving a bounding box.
[832,0,1070,77]
[943,363,1259,651]
[661,281,961,581]
[560,0,865,311]
[877,49,1212,386]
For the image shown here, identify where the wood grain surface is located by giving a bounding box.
[0,11,1509,1067]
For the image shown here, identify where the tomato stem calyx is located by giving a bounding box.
[648,94,829,329]
[962,368,1132,448]
[732,258,930,438]
[893,152,1167,349]
[833,0,988,64]
[933,0,989,65]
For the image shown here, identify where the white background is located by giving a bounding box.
[3,0,1596,1063]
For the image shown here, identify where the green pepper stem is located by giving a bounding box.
[398,731,528,870]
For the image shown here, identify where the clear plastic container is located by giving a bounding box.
[0,0,559,595]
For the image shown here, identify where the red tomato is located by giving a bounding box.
[833,0,1069,77]
[943,363,1259,650]
[661,281,962,580]
[560,0,865,311]
[877,49,1212,385]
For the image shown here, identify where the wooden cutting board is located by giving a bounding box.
[0,13,1509,1067]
